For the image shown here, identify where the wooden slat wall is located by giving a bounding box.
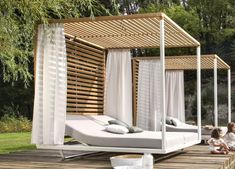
[132,59,139,125]
[65,35,106,114]
[133,55,230,70]
[62,13,200,49]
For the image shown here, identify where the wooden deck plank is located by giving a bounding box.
[0,145,234,169]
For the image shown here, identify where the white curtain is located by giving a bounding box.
[165,70,185,122]
[137,60,161,131]
[32,24,67,145]
[104,49,132,125]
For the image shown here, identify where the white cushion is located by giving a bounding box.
[105,124,129,134]
[170,117,183,127]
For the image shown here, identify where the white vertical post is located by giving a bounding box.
[228,69,231,123]
[160,18,166,151]
[214,58,218,127]
[197,46,201,141]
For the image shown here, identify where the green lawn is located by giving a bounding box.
[0,132,36,154]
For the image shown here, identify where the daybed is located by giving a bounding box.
[164,122,227,135]
[65,115,198,149]
[163,116,227,141]
[132,55,231,138]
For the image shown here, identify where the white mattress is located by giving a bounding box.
[165,124,227,136]
[65,115,198,149]
[165,124,198,132]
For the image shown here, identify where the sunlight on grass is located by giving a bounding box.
[0,132,36,154]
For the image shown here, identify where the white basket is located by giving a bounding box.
[110,154,143,168]
[114,166,142,169]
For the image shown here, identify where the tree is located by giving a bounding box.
[187,0,235,53]
[0,0,109,86]
[0,0,110,118]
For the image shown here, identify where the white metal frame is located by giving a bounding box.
[201,58,231,142]
[159,18,201,151]
[197,46,201,141]
[213,57,231,127]
[228,69,231,122]
[214,58,218,127]
[37,139,200,154]
[159,18,201,152]
[160,18,166,150]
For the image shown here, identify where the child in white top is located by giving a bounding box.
[207,128,229,154]
[223,122,235,151]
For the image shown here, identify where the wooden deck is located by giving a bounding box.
[0,145,235,169]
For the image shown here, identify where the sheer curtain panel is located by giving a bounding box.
[165,70,185,122]
[104,49,132,125]
[32,24,67,145]
[137,60,161,131]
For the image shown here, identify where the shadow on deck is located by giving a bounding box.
[0,144,234,169]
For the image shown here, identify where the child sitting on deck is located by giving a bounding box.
[207,128,229,154]
[223,122,235,151]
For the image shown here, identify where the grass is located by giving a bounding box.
[0,132,36,154]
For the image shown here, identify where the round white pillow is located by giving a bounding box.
[105,124,129,134]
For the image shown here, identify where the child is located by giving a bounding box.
[207,128,229,154]
[223,122,235,151]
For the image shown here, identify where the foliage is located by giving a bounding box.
[137,4,201,56]
[0,113,31,133]
[188,0,235,53]
[0,0,110,119]
[166,6,200,38]
[0,81,34,118]
[0,132,35,154]
[0,0,109,86]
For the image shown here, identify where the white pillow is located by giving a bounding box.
[105,124,129,134]
[170,117,183,127]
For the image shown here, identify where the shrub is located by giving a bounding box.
[0,114,32,133]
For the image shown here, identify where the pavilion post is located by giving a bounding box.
[197,46,201,141]
[214,57,218,127]
[160,17,166,151]
[228,69,231,122]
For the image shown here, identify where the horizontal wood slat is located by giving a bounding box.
[66,39,104,54]
[67,85,103,93]
[67,57,104,70]
[67,70,104,82]
[66,37,105,114]
[67,108,103,112]
[67,80,103,89]
[67,92,103,98]
[66,44,104,61]
[66,41,104,59]
[67,48,104,65]
[67,98,103,104]
[67,61,104,73]
[68,67,103,78]
[67,103,103,108]
[67,76,103,85]
[67,95,103,101]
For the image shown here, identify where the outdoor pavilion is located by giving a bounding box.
[33,12,202,154]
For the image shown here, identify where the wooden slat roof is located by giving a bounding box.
[50,13,200,49]
[133,54,230,70]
